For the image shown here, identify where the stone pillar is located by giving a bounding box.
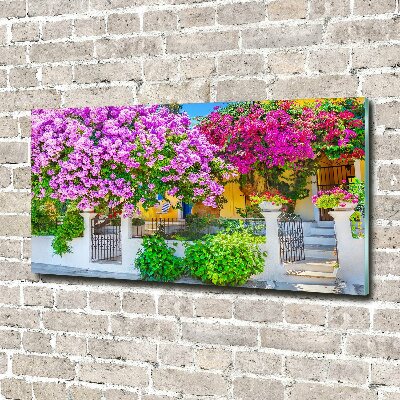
[254,201,284,282]
[329,209,366,287]
[79,211,96,267]
[121,217,133,269]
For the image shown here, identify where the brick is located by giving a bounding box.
[285,303,326,326]
[22,239,30,260]
[13,354,76,379]
[328,359,369,385]
[378,164,400,191]
[0,69,6,87]
[194,297,232,319]
[218,2,265,25]
[371,362,400,386]
[0,167,11,188]
[69,386,102,400]
[373,227,400,249]
[308,49,349,73]
[42,20,72,40]
[0,46,26,66]
[79,362,148,387]
[270,75,358,99]
[88,338,157,362]
[75,17,105,37]
[13,167,31,189]
[23,286,54,307]
[1,378,32,400]
[327,306,370,330]
[267,0,307,20]
[90,0,137,10]
[153,367,228,396]
[0,307,40,329]
[372,251,400,275]
[158,295,193,317]
[287,382,375,400]
[159,343,192,367]
[373,196,400,221]
[138,80,209,104]
[43,310,109,334]
[261,328,341,354]
[309,0,350,18]
[89,291,120,312]
[233,376,284,400]
[326,18,400,44]
[218,54,264,76]
[180,57,215,79]
[195,348,231,370]
[374,309,400,333]
[182,321,258,346]
[0,285,20,305]
[353,45,400,69]
[42,65,74,86]
[0,353,7,374]
[0,261,38,282]
[63,86,133,107]
[75,61,141,84]
[18,116,30,137]
[22,331,52,353]
[0,0,26,18]
[382,394,400,400]
[27,0,88,16]
[0,142,28,164]
[235,351,282,375]
[11,21,39,42]
[346,333,400,359]
[216,79,266,101]
[0,90,61,113]
[108,13,140,34]
[0,330,21,349]
[0,192,29,214]
[30,41,93,63]
[0,239,21,259]
[234,299,283,323]
[243,24,323,49]
[96,37,162,59]
[55,334,87,356]
[166,31,239,54]
[354,0,396,15]
[122,292,156,314]
[56,289,87,309]
[179,7,215,29]
[9,67,38,88]
[144,58,178,81]
[111,315,178,340]
[143,10,176,31]
[104,389,138,400]
[33,382,67,400]
[363,74,400,97]
[373,280,400,302]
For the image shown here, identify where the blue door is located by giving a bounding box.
[182,202,192,218]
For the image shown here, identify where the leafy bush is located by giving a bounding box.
[51,204,84,255]
[135,235,185,282]
[348,178,365,216]
[31,198,59,236]
[184,230,266,286]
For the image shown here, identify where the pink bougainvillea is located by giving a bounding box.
[31,105,237,216]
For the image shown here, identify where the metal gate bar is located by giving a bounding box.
[278,213,305,263]
[91,216,122,262]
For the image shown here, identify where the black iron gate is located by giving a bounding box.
[317,163,355,221]
[278,213,305,263]
[91,215,122,262]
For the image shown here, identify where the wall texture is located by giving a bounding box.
[0,0,399,399]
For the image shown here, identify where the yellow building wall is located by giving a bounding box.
[220,182,246,218]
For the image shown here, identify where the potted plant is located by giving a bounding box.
[250,190,293,212]
[132,217,146,237]
[312,187,358,211]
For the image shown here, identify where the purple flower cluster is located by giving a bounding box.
[32,105,237,216]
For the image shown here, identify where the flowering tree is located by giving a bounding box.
[32,105,237,217]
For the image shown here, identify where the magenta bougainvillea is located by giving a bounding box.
[32,105,237,216]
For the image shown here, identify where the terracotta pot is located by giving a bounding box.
[258,201,282,212]
[192,202,221,217]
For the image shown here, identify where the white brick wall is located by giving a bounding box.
[0,0,399,398]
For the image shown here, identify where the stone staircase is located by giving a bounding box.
[284,221,339,286]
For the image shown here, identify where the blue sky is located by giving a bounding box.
[181,102,228,125]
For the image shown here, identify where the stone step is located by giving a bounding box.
[284,268,338,285]
[304,244,336,260]
[310,226,335,236]
[304,235,336,246]
[285,258,337,273]
[315,221,335,228]
[274,281,344,294]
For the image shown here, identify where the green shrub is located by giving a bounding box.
[31,198,59,236]
[135,235,185,282]
[184,230,266,286]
